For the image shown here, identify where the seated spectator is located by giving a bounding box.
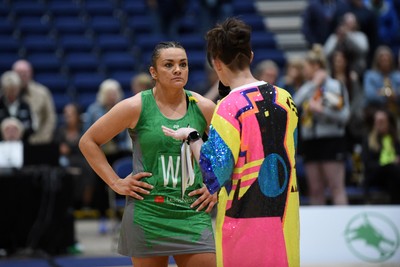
[130,72,154,96]
[12,60,57,145]
[0,117,24,141]
[324,12,369,76]
[83,78,130,234]
[363,45,400,128]
[0,117,24,169]
[55,103,95,209]
[361,108,400,204]
[293,44,350,205]
[0,70,34,142]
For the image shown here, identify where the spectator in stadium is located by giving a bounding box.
[362,108,400,204]
[364,0,400,47]
[363,45,400,129]
[55,102,95,210]
[254,59,280,86]
[277,56,306,96]
[130,72,153,96]
[0,117,24,142]
[12,59,57,144]
[324,12,369,76]
[328,48,365,150]
[293,44,350,205]
[84,78,131,233]
[0,70,34,142]
[301,0,348,48]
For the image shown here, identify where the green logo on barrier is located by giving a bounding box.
[344,212,399,263]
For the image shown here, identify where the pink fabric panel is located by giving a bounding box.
[222,216,288,267]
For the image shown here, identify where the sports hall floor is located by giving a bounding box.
[1,218,397,267]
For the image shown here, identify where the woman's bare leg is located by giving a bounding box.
[323,161,348,205]
[305,162,326,205]
[174,253,216,267]
[131,256,169,267]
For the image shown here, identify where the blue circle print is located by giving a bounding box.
[258,153,288,197]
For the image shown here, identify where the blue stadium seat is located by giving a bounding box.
[12,2,47,18]
[90,16,121,35]
[178,34,205,51]
[0,35,20,54]
[0,53,20,74]
[35,73,70,94]
[239,15,267,32]
[58,35,95,54]
[188,51,207,71]
[17,17,51,36]
[64,53,99,74]
[71,72,105,94]
[48,2,82,18]
[53,17,88,36]
[102,52,136,73]
[23,35,57,55]
[27,53,62,75]
[0,18,14,35]
[127,15,154,35]
[97,34,130,53]
[232,1,256,15]
[110,71,136,94]
[77,92,98,112]
[52,92,73,114]
[251,31,277,50]
[252,48,286,69]
[83,1,116,17]
[122,1,148,16]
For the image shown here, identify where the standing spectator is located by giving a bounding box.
[332,0,378,65]
[363,45,400,127]
[293,44,350,205]
[324,12,369,76]
[302,0,348,48]
[55,103,95,210]
[329,48,365,148]
[364,0,400,47]
[0,70,34,142]
[130,72,153,96]
[12,60,57,145]
[362,108,400,204]
[163,18,300,266]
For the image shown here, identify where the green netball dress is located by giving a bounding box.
[118,89,215,257]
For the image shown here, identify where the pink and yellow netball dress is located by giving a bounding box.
[200,81,300,267]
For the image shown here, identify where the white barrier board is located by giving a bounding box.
[300,205,400,265]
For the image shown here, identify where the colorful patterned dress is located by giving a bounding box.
[200,81,300,267]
